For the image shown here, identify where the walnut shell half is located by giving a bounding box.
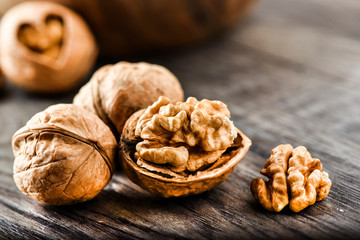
[0,2,98,93]
[12,104,117,205]
[120,99,252,197]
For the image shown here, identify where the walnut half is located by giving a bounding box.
[120,96,252,197]
[251,144,332,212]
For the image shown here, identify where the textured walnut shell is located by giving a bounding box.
[0,0,257,57]
[0,1,98,93]
[73,62,184,140]
[120,109,252,197]
[12,104,117,205]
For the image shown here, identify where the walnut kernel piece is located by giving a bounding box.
[12,104,117,205]
[287,146,332,212]
[0,2,98,93]
[251,144,331,212]
[73,62,184,140]
[120,97,252,197]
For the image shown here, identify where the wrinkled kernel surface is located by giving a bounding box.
[135,96,237,173]
[251,144,332,212]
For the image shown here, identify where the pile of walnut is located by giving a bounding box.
[11,61,185,205]
[251,144,332,212]
[134,96,238,177]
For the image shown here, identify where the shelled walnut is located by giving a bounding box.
[0,2,97,93]
[251,144,332,212]
[120,96,252,197]
[12,104,117,205]
[73,62,184,140]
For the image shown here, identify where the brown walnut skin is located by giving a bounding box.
[0,0,258,57]
[120,108,252,198]
[12,104,117,205]
[0,1,98,93]
[73,62,184,140]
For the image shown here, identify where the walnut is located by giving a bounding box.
[0,0,258,57]
[0,2,98,93]
[73,62,184,140]
[12,104,117,205]
[120,96,252,197]
[0,66,3,88]
[251,144,332,212]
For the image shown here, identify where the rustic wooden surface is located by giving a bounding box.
[1,0,360,239]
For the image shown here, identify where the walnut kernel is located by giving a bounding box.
[12,104,117,205]
[251,144,331,212]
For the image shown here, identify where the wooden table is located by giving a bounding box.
[1,0,359,239]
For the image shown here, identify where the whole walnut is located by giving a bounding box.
[12,104,117,205]
[73,61,184,140]
[0,1,98,93]
[120,96,252,197]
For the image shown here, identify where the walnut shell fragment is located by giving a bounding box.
[0,1,98,93]
[120,97,252,197]
[73,61,184,140]
[12,104,117,205]
[251,144,332,212]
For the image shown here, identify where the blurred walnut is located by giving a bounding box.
[0,2,97,93]
[12,104,117,205]
[0,0,259,57]
[0,66,3,88]
[120,96,252,197]
[73,62,184,140]
[251,144,332,212]
[18,15,63,59]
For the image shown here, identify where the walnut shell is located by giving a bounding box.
[73,62,184,140]
[12,104,117,205]
[120,106,252,198]
[0,1,98,93]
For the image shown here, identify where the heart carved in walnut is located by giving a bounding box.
[17,15,64,59]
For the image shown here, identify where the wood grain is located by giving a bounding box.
[1,0,360,239]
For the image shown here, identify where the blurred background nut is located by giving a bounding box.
[12,104,117,205]
[73,62,184,140]
[0,1,98,93]
[120,96,252,197]
[0,66,3,89]
[251,144,332,212]
[0,0,258,57]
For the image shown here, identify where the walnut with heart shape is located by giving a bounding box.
[0,1,98,93]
